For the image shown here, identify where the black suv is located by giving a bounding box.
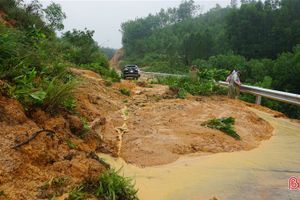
[121,65,140,79]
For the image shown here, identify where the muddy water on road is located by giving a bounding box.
[99,109,300,200]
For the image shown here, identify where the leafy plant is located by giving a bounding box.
[42,78,77,112]
[119,88,131,96]
[63,97,77,111]
[177,88,187,99]
[80,116,90,131]
[202,117,241,140]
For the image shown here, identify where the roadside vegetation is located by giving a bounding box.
[0,0,119,114]
[155,68,228,97]
[121,0,300,119]
[202,117,241,140]
[68,169,138,200]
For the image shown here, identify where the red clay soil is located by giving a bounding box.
[71,68,274,167]
[0,94,106,199]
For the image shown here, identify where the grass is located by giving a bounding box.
[68,185,86,200]
[68,168,138,200]
[202,117,241,140]
[95,169,138,200]
[43,78,78,112]
[119,88,131,96]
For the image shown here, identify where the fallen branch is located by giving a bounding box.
[12,129,55,149]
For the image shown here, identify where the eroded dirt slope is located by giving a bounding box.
[0,74,108,199]
[71,68,274,167]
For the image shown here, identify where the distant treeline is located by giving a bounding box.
[121,0,300,118]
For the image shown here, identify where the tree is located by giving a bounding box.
[176,0,199,22]
[43,2,66,31]
[61,29,108,66]
[230,0,238,8]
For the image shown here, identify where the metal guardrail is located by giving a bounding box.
[139,71,300,106]
[140,71,186,77]
[218,81,300,106]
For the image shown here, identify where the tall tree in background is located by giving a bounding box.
[43,2,66,31]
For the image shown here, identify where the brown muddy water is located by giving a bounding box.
[99,109,300,200]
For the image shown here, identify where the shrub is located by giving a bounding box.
[201,117,241,140]
[42,78,78,112]
[157,68,228,97]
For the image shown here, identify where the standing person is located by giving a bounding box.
[189,65,199,81]
[226,70,241,99]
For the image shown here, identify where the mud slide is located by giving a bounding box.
[99,109,300,200]
[69,68,274,167]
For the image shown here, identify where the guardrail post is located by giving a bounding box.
[255,95,262,105]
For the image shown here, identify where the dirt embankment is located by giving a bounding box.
[0,70,111,199]
[0,68,275,199]
[71,68,274,167]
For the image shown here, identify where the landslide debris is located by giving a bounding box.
[70,68,274,167]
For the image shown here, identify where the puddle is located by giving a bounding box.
[98,109,300,200]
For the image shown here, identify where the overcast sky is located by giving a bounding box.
[36,0,231,49]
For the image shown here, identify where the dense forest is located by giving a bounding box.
[121,0,300,118]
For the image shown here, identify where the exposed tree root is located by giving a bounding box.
[12,129,55,149]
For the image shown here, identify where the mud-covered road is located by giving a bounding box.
[99,109,300,200]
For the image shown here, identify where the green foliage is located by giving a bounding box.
[95,169,138,200]
[177,88,187,99]
[61,29,109,66]
[66,139,77,149]
[157,69,228,97]
[42,78,77,112]
[67,169,138,200]
[43,2,66,31]
[119,88,131,96]
[80,116,90,131]
[202,117,241,140]
[63,97,77,111]
[68,185,86,200]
